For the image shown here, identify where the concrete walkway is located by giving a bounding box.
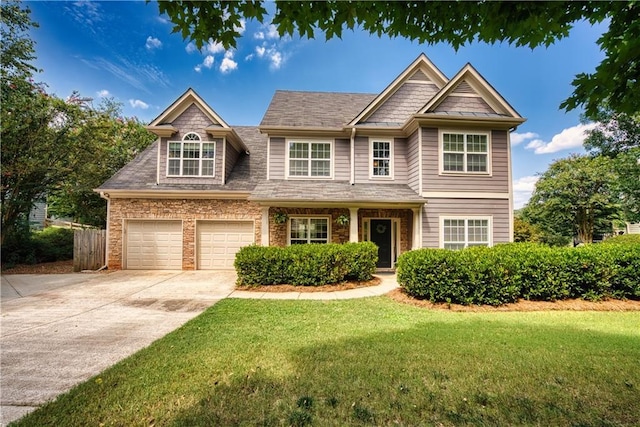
[0,270,398,426]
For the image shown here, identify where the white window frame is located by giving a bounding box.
[369,138,394,179]
[438,130,491,175]
[166,132,216,177]
[285,139,334,179]
[439,216,493,249]
[288,216,331,245]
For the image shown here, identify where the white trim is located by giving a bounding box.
[287,215,331,245]
[418,128,423,194]
[105,198,111,268]
[438,215,493,249]
[155,138,160,185]
[284,138,334,179]
[349,207,359,242]
[411,207,421,250]
[507,131,514,242]
[261,207,270,245]
[422,192,509,199]
[438,129,492,176]
[368,137,394,180]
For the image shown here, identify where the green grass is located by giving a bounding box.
[13,298,640,426]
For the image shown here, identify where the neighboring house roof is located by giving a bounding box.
[260,90,376,129]
[250,180,424,206]
[96,126,266,194]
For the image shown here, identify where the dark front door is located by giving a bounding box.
[370,219,392,268]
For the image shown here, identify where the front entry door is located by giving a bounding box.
[370,219,392,268]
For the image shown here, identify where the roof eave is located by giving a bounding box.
[146,125,178,137]
[258,126,351,137]
[247,199,425,208]
[406,114,526,132]
[94,189,251,199]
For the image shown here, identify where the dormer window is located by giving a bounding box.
[167,132,215,177]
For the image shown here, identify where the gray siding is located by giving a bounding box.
[225,143,240,181]
[421,128,509,193]
[268,137,286,179]
[158,104,223,185]
[407,130,420,192]
[421,198,510,248]
[354,136,407,184]
[334,138,350,181]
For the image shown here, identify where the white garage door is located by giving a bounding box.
[126,220,182,269]
[198,221,254,269]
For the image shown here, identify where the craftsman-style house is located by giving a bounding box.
[96,54,525,270]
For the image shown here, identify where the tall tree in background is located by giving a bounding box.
[583,109,640,222]
[156,1,639,118]
[524,155,620,245]
[47,98,155,227]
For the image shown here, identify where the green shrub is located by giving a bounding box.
[397,241,640,305]
[32,227,74,262]
[602,234,640,245]
[234,242,377,286]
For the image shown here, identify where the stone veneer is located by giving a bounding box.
[107,198,262,270]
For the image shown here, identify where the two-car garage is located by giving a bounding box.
[124,220,254,270]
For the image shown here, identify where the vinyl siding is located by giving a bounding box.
[354,136,407,184]
[434,96,496,114]
[421,128,509,193]
[334,138,350,181]
[269,137,286,179]
[407,130,420,192]
[365,81,440,124]
[421,198,510,248]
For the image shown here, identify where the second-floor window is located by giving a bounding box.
[371,139,392,178]
[288,140,331,178]
[167,132,215,177]
[442,132,489,173]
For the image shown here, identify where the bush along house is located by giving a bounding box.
[96,53,525,270]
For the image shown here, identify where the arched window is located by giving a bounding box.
[167,132,215,176]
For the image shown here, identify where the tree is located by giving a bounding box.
[524,155,621,245]
[47,99,155,227]
[513,217,543,243]
[156,1,639,118]
[584,109,640,222]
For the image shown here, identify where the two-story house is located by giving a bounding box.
[96,54,525,270]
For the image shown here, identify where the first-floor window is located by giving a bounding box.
[443,218,489,249]
[290,217,329,244]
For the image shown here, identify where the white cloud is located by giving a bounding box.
[245,53,254,61]
[269,50,283,70]
[128,99,149,109]
[194,64,202,73]
[513,175,539,209]
[205,39,225,55]
[219,51,237,73]
[525,123,597,154]
[235,19,246,35]
[254,23,279,40]
[255,45,266,57]
[266,24,279,39]
[145,36,162,50]
[203,55,215,69]
[254,31,265,40]
[96,89,110,98]
[511,131,538,146]
[185,42,197,54]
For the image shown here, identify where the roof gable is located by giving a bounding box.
[148,88,230,128]
[420,64,522,118]
[349,53,448,126]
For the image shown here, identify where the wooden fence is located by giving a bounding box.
[73,229,106,272]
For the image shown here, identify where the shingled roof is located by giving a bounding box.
[260,90,376,128]
[96,126,266,193]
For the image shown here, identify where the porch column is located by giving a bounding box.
[412,207,422,250]
[261,207,270,246]
[349,207,359,242]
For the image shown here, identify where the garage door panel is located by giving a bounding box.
[126,220,182,270]
[198,221,254,270]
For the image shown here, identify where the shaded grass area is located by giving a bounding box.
[13,298,640,426]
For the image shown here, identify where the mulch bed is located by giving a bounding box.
[1,260,75,274]
[387,288,640,312]
[235,277,381,293]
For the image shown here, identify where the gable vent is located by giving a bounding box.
[452,81,475,94]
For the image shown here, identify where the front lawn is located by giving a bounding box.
[14,298,640,426]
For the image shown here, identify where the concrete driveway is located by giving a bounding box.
[0,270,236,426]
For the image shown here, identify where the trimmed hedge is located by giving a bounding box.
[234,242,378,286]
[1,227,74,266]
[602,234,640,245]
[397,242,640,306]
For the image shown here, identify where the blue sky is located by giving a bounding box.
[27,1,607,208]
